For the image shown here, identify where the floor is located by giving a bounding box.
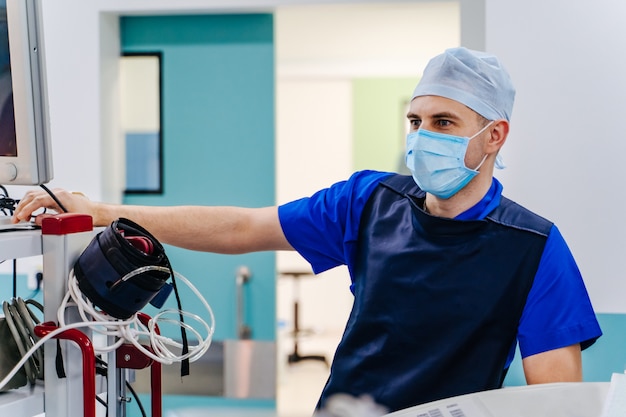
[164,330,340,417]
[276,329,340,417]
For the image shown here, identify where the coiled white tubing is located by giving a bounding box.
[0,266,215,391]
[58,266,215,365]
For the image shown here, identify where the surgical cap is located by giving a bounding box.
[411,47,516,121]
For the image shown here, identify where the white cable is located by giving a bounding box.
[0,265,216,391]
[0,319,124,391]
[61,266,215,364]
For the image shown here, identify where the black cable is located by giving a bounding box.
[27,272,43,299]
[39,183,68,213]
[0,185,18,215]
[0,196,19,213]
[12,258,16,298]
[126,380,147,417]
[168,262,190,377]
[95,357,109,417]
[95,356,148,417]
[96,395,108,410]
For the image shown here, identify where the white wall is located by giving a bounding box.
[35,1,105,199]
[485,0,626,313]
[275,79,354,336]
[276,2,459,78]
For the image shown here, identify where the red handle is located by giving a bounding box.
[35,316,162,417]
[34,322,96,417]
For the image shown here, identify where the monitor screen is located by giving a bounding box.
[0,2,16,157]
[0,0,52,185]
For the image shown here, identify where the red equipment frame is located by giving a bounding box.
[34,312,162,417]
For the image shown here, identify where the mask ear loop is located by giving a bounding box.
[468,120,495,172]
[468,120,495,140]
[472,154,489,171]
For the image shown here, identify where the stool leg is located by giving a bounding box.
[288,300,300,363]
[286,274,328,367]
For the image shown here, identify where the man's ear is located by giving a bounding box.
[487,119,509,152]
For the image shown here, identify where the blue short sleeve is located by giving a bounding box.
[517,225,602,358]
[278,170,392,274]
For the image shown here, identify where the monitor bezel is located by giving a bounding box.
[2,0,52,186]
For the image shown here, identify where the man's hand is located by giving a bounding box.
[13,188,95,224]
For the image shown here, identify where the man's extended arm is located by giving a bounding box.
[13,188,293,253]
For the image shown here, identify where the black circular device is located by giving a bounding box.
[73,218,172,319]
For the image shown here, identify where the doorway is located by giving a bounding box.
[274,3,460,415]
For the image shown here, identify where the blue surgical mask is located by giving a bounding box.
[405,122,493,199]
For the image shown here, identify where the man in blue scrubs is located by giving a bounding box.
[14,47,602,413]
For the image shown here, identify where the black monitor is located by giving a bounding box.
[0,0,52,186]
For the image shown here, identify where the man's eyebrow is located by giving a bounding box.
[431,111,461,120]
[406,111,461,120]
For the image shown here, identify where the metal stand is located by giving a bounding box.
[0,214,165,417]
[280,271,328,366]
[41,214,97,417]
[116,313,163,417]
[36,213,165,417]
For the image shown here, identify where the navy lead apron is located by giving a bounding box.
[318,175,553,412]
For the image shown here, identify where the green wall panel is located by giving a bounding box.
[352,77,419,173]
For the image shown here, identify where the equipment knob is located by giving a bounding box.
[4,163,17,181]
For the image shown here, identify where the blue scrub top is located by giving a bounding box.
[278,170,601,365]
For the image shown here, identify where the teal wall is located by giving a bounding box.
[120,14,276,343]
[0,272,43,305]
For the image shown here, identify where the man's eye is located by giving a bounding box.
[436,120,452,127]
[409,120,421,128]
